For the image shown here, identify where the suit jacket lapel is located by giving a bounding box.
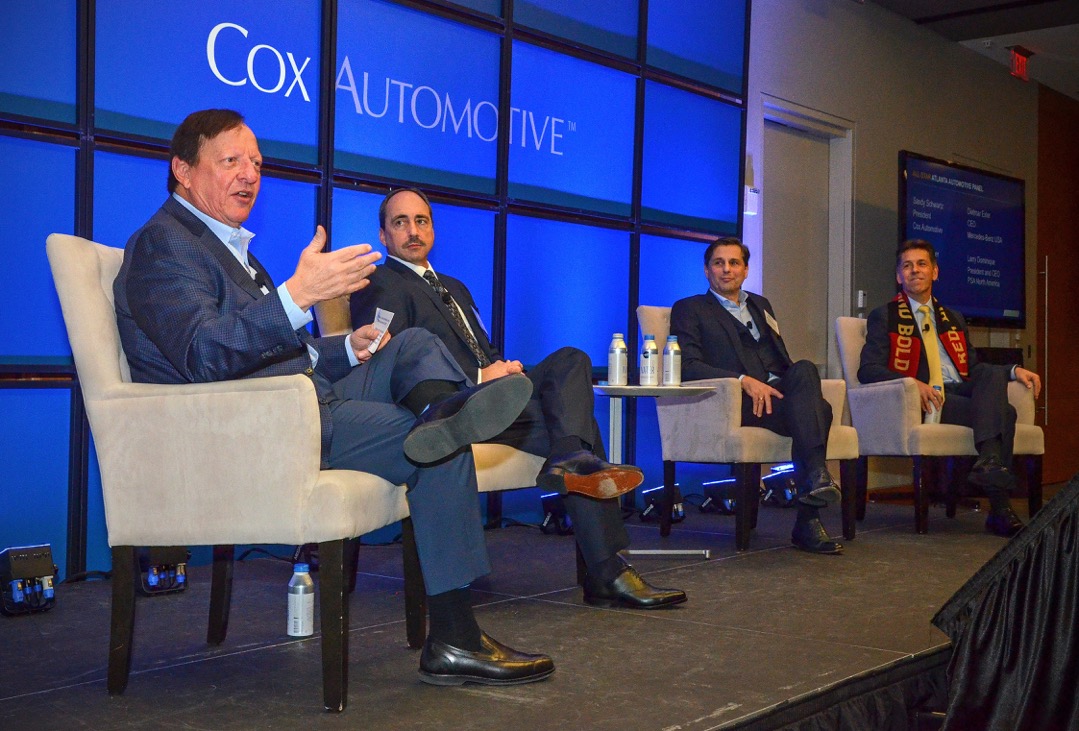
[703,291,754,370]
[385,258,480,356]
[164,197,266,301]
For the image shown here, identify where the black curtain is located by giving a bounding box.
[933,473,1079,730]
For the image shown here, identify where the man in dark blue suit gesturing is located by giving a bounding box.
[670,237,843,555]
[113,109,553,686]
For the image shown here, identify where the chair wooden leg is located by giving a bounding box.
[913,457,931,534]
[943,458,958,519]
[484,492,503,529]
[733,463,760,550]
[207,545,235,645]
[318,539,349,713]
[1024,454,1043,517]
[840,459,858,540]
[108,546,137,695]
[856,456,868,521]
[400,518,427,650]
[660,461,676,537]
[347,538,361,594]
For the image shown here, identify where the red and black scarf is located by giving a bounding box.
[885,293,969,379]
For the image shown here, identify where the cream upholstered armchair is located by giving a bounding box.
[834,316,1043,533]
[46,234,417,712]
[639,306,859,550]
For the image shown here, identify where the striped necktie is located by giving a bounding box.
[918,305,945,404]
[423,270,491,368]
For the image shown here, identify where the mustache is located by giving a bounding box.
[407,236,424,245]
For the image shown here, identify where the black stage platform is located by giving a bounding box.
[0,497,1018,730]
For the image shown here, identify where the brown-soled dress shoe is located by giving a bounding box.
[404,374,533,464]
[418,632,554,686]
[791,517,844,555]
[985,507,1024,537]
[582,565,687,609]
[536,450,644,500]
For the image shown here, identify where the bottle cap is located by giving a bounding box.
[667,335,677,341]
[294,563,309,573]
[612,333,624,339]
[644,334,655,340]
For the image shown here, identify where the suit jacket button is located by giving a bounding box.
[305,367,314,375]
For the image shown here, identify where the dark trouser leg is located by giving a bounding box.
[484,348,630,573]
[743,360,833,485]
[943,364,1017,465]
[327,330,490,597]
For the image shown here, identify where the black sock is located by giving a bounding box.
[552,436,585,455]
[796,504,820,523]
[427,586,481,651]
[402,380,458,416]
[985,487,1012,513]
[590,553,627,584]
[976,438,1003,463]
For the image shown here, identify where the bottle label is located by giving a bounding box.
[288,591,314,637]
[608,340,628,386]
[640,349,658,386]
[662,351,681,386]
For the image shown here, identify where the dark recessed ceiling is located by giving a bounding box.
[869,1,1079,100]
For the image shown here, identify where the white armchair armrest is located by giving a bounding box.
[847,378,923,455]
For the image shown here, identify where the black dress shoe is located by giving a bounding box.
[536,450,644,500]
[582,565,687,609]
[968,454,1016,491]
[796,468,841,507]
[985,507,1024,537]
[404,374,533,464]
[791,517,844,554]
[418,632,554,686]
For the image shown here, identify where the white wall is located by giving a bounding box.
[745,0,1038,350]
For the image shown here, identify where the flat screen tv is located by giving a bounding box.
[899,151,1026,328]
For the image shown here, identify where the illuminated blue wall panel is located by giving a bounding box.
[0,0,77,123]
[243,176,318,287]
[638,234,709,308]
[504,216,628,366]
[1,135,75,358]
[510,42,635,215]
[642,82,742,234]
[514,0,638,58]
[95,1,321,162]
[647,0,746,92]
[0,389,72,578]
[93,152,171,250]
[335,0,500,193]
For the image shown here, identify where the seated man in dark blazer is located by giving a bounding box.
[114,109,555,686]
[349,188,687,609]
[859,239,1041,537]
[670,237,843,554]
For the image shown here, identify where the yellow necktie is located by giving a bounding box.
[918,305,945,403]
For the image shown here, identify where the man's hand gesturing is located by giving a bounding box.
[284,226,381,310]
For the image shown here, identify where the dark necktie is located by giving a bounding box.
[423,270,491,368]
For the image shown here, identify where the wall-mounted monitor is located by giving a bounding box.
[898,151,1026,328]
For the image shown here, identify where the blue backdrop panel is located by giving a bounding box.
[513,0,638,58]
[95,0,320,162]
[0,389,72,579]
[93,151,171,250]
[1,135,75,359]
[647,0,747,92]
[241,176,319,287]
[642,82,742,234]
[504,215,628,366]
[0,0,77,123]
[450,0,502,17]
[509,42,635,216]
[332,188,497,331]
[639,233,709,308]
[335,0,500,193]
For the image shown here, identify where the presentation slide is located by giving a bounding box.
[95,0,321,162]
[901,152,1025,326]
[647,0,746,92]
[0,1,77,123]
[514,0,638,58]
[335,0,500,193]
[509,42,635,215]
